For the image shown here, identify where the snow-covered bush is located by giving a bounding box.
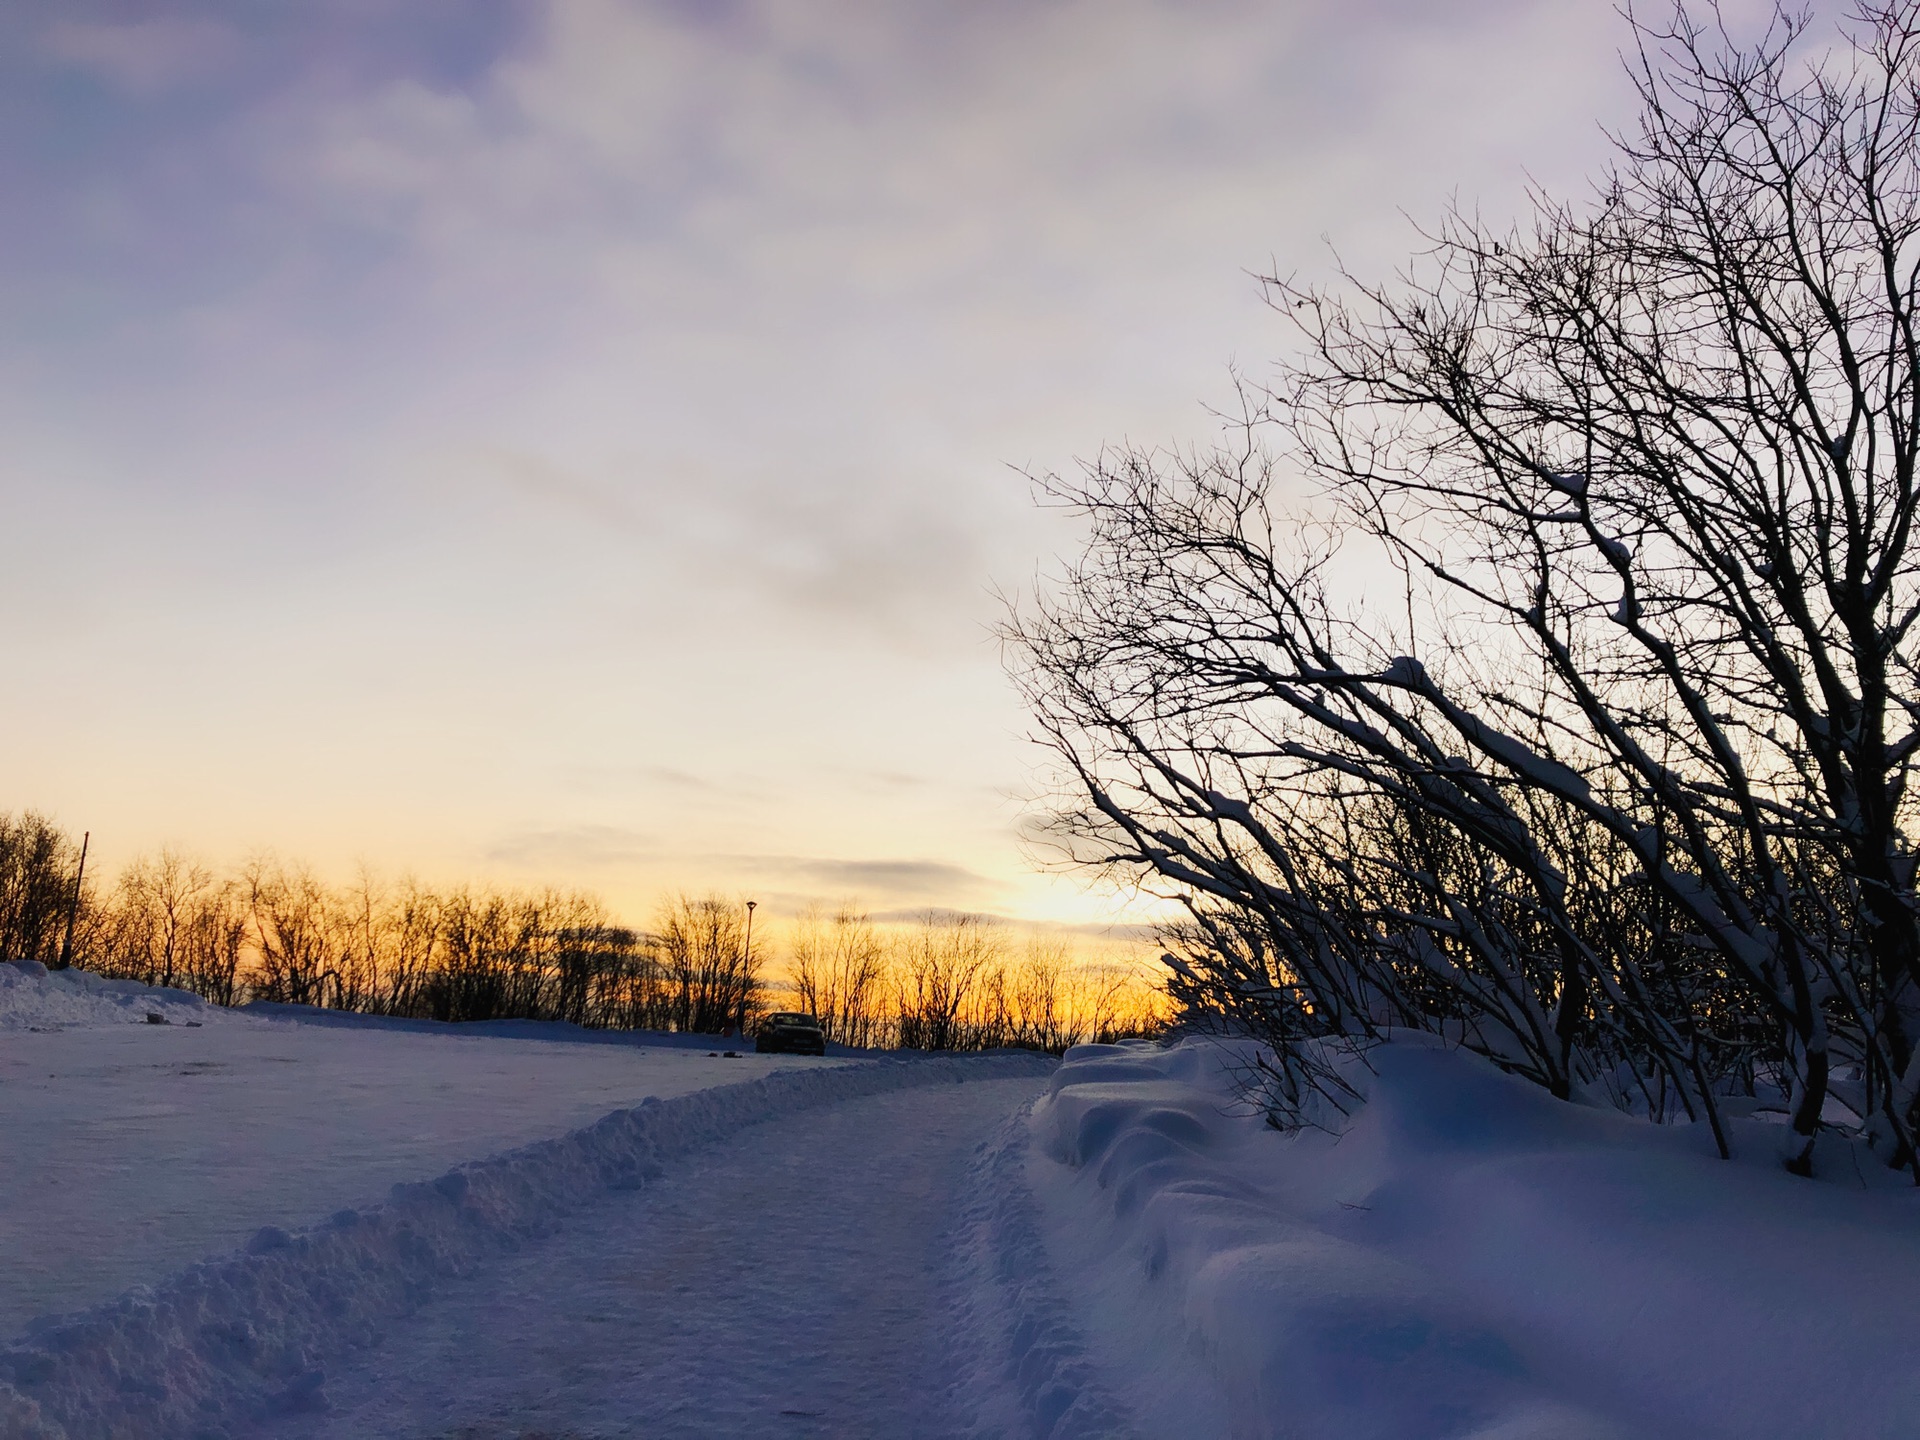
[1009,2,1920,1177]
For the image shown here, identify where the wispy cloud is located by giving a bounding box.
[735,856,999,903]
[484,825,657,870]
[479,829,1000,908]
[41,17,241,95]
[2,0,1643,928]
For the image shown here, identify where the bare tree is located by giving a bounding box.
[0,812,88,965]
[244,858,341,1007]
[181,883,248,1006]
[656,894,762,1034]
[1013,936,1075,1051]
[328,866,388,1014]
[105,847,216,990]
[4,816,1164,1054]
[791,904,889,1047]
[587,920,672,1032]
[428,886,532,1022]
[1009,2,1920,1177]
[970,957,1015,1050]
[1075,960,1163,1045]
[894,912,1002,1050]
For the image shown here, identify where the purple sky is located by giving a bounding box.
[1,0,1663,926]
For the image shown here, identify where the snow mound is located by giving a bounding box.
[1031,1036,1920,1440]
[0,962,223,1033]
[0,1050,1052,1440]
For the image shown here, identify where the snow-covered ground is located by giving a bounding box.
[13,960,1918,1440]
[0,963,1056,1440]
[263,1075,1051,1439]
[0,963,848,1336]
[1027,1036,1920,1440]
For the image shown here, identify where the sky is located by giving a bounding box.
[0,0,1659,931]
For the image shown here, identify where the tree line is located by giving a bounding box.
[0,811,1161,1050]
[791,905,1158,1050]
[1007,2,1920,1176]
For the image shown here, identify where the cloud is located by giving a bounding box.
[864,907,1163,944]
[490,451,653,539]
[484,824,656,869]
[479,829,998,907]
[41,17,240,95]
[480,444,996,646]
[729,485,990,637]
[735,856,999,903]
[3,0,1652,934]
[256,0,1630,635]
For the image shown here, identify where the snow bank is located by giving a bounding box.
[1029,1036,1920,1440]
[0,962,222,1033]
[0,1050,1052,1440]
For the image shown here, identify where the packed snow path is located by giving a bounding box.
[262,1076,1048,1440]
[0,1004,845,1336]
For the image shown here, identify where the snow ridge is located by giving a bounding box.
[942,1102,1141,1440]
[0,1050,1052,1440]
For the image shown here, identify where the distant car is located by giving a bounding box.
[755,1011,827,1056]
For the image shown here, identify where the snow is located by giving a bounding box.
[1027,1035,1920,1440]
[0,961,215,1033]
[14,958,1919,1440]
[2,1022,1052,1439]
[262,1075,1052,1439]
[944,1107,1144,1439]
[0,963,853,1337]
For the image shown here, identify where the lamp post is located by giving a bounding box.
[741,900,757,1033]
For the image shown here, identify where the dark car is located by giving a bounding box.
[755,1011,827,1055]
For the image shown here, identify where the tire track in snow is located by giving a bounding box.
[266,1077,1054,1439]
[940,1102,1142,1440]
[0,1053,1051,1440]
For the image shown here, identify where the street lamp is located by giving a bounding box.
[740,900,757,1033]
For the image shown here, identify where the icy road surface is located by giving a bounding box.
[262,1075,1049,1440]
[0,1004,844,1336]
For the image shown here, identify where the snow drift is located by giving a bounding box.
[0,1045,1051,1440]
[1030,1036,1920,1440]
[0,962,219,1033]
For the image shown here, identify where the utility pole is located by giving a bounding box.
[56,831,89,970]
